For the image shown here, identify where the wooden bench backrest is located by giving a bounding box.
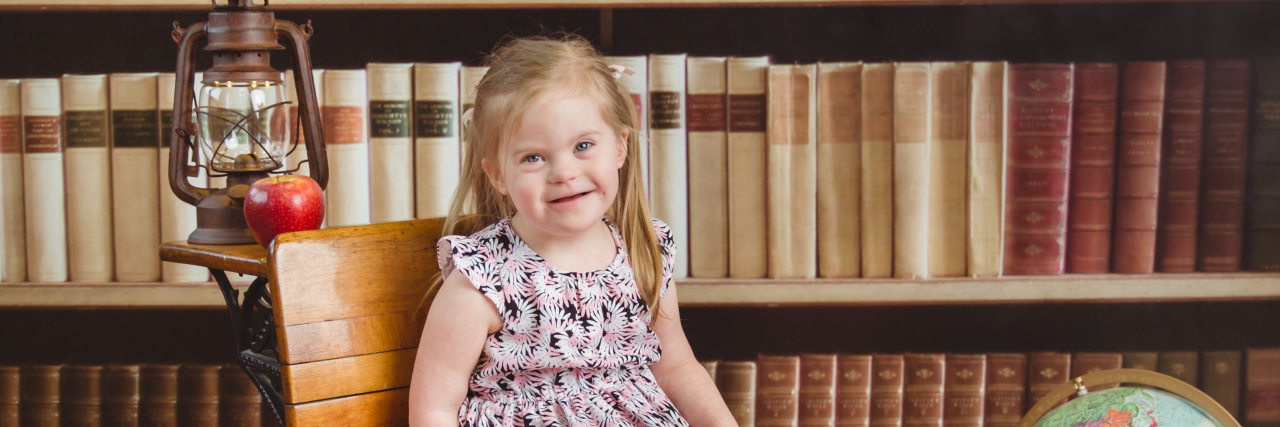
[268,217,475,426]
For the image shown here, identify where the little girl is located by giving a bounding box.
[408,35,737,427]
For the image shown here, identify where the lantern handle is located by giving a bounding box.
[168,20,210,206]
[276,19,328,191]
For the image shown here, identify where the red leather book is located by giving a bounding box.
[0,366,16,427]
[836,355,873,427]
[1003,64,1074,275]
[799,354,837,427]
[1027,352,1069,409]
[1199,60,1251,271]
[903,354,945,427]
[982,354,1026,427]
[870,355,905,427]
[1156,61,1207,272]
[943,355,985,427]
[1066,63,1120,273]
[758,355,801,427]
[1070,353,1122,391]
[1112,62,1167,274]
[1246,59,1280,271]
[1246,348,1280,426]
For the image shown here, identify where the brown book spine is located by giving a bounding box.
[1246,59,1280,271]
[1203,350,1242,418]
[1121,352,1159,371]
[1027,353,1070,408]
[1070,353,1122,391]
[836,355,873,427]
[1199,60,1251,271]
[800,354,838,427]
[720,361,759,427]
[1003,64,1074,275]
[758,355,801,427]
[20,365,61,427]
[982,354,1026,427]
[0,366,16,427]
[943,355,985,427]
[1155,61,1207,272]
[139,365,178,427]
[103,365,140,427]
[903,354,945,427]
[1157,351,1199,387]
[1112,61,1167,274]
[219,365,261,427]
[177,365,219,427]
[63,365,103,427]
[1066,63,1120,273]
[871,355,905,427]
[1247,348,1280,425]
[702,360,720,381]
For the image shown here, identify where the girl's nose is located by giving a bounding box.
[547,157,583,183]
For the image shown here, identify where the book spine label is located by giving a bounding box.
[928,62,970,278]
[20,78,68,282]
[982,354,1026,427]
[943,355,986,427]
[968,62,1006,278]
[903,354,945,427]
[1066,63,1120,273]
[687,57,729,278]
[836,355,873,427]
[871,355,905,427]
[324,69,372,228]
[1247,59,1280,271]
[1199,60,1250,271]
[1247,348,1280,423]
[1203,351,1242,418]
[768,64,817,279]
[20,366,61,427]
[604,56,650,195]
[817,63,862,279]
[718,361,758,427]
[1112,62,1167,274]
[61,74,115,283]
[0,79,25,282]
[727,56,770,278]
[1157,351,1199,387]
[1070,353,1123,391]
[650,54,690,279]
[799,355,838,427]
[758,356,802,427]
[157,73,207,283]
[110,73,162,282]
[894,63,932,279]
[1027,353,1070,407]
[1156,61,1207,272]
[1003,64,1074,275]
[367,63,415,224]
[412,63,460,220]
[861,64,895,278]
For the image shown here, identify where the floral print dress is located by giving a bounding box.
[436,216,689,427]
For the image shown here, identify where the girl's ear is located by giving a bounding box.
[481,157,509,196]
[615,129,629,170]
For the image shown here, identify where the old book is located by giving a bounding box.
[1112,62,1167,274]
[102,365,140,427]
[1121,352,1158,371]
[1247,348,1280,427]
[719,361,758,427]
[1203,350,1242,418]
[367,63,415,224]
[219,365,261,427]
[862,64,894,278]
[21,78,68,282]
[758,355,802,427]
[177,365,219,427]
[894,63,932,279]
[156,73,207,282]
[62,365,102,427]
[412,62,460,219]
[817,62,862,278]
[768,64,818,279]
[324,69,372,227]
[702,360,720,380]
[650,54,690,278]
[836,355,873,427]
[1199,61,1250,271]
[903,353,945,427]
[1065,63,1120,273]
[1156,61,1207,272]
[928,62,970,278]
[139,365,179,427]
[1157,351,1199,386]
[968,62,1006,278]
[687,56,729,278]
[871,354,905,427]
[799,354,837,427]
[982,353,1026,427]
[1027,352,1070,408]
[0,79,24,282]
[1070,353,1122,391]
[726,56,770,278]
[943,354,985,427]
[459,65,489,168]
[21,365,60,427]
[1003,64,1074,275]
[110,73,162,282]
[603,55,650,192]
[61,74,114,282]
[0,366,15,427]
[1246,59,1280,271]
[284,69,324,179]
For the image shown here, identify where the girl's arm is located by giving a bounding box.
[408,271,502,427]
[648,282,739,427]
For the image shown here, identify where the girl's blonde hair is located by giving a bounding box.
[430,33,665,314]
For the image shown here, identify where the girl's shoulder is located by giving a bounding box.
[648,217,675,252]
[436,219,513,273]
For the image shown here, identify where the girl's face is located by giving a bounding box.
[482,87,628,238]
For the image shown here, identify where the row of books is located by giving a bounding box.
[3,58,1280,283]
[697,348,1280,427]
[0,363,276,427]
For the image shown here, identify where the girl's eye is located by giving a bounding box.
[523,154,543,163]
[575,141,594,152]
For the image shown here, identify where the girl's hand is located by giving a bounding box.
[408,271,502,427]
[648,282,740,427]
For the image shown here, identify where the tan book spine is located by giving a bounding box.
[836,355,873,427]
[928,62,970,277]
[0,366,16,427]
[799,354,838,427]
[0,80,24,282]
[459,66,488,168]
[324,69,372,227]
[982,354,1026,427]
[758,355,802,427]
[894,63,932,279]
[870,354,905,427]
[61,74,114,282]
[943,355,985,427]
[367,63,415,224]
[109,73,161,282]
[21,365,61,427]
[603,56,649,193]
[650,54,690,278]
[701,360,720,380]
[284,69,324,179]
[102,365,140,427]
[727,56,771,278]
[968,62,1006,277]
[1122,352,1158,371]
[861,64,894,278]
[768,64,818,279]
[62,365,102,427]
[157,73,207,283]
[687,56,729,278]
[719,361,758,427]
[218,365,261,427]
[21,78,68,282]
[139,365,179,427]
[412,62,460,219]
[817,62,862,278]
[1157,351,1198,387]
[1202,350,1242,418]
[177,365,219,427]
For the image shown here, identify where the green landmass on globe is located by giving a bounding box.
[1034,387,1222,427]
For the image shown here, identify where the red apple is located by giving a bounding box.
[243,175,325,248]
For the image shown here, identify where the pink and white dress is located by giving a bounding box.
[437,216,689,427]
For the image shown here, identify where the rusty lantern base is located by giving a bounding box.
[188,170,269,245]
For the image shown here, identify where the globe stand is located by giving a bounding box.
[1018,369,1242,427]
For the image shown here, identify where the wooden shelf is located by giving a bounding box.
[0,0,1262,11]
[0,281,254,309]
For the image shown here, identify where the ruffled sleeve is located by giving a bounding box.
[437,235,505,316]
[651,218,677,300]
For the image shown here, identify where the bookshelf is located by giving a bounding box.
[0,0,1256,11]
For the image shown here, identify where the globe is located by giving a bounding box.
[1033,387,1224,427]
